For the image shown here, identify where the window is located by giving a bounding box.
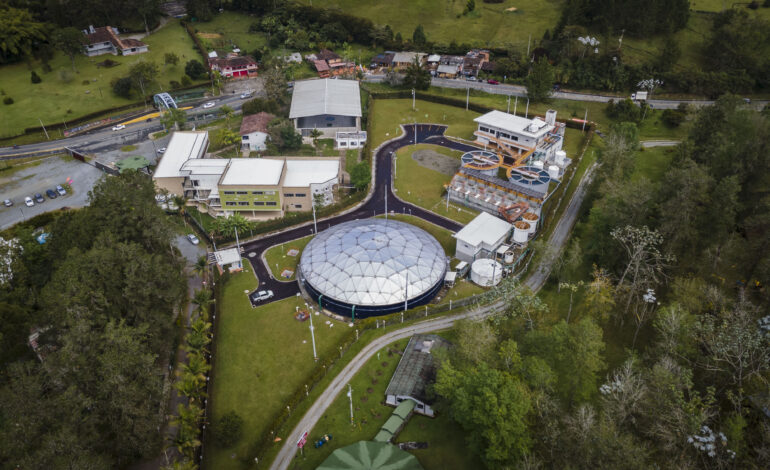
[254,201,265,206]
[192,180,199,187]
[294,193,306,197]
[293,204,302,208]
[284,193,294,197]
[225,202,237,206]
[265,191,275,195]
[252,191,263,195]
[266,201,277,206]
[236,191,247,195]
[238,201,249,206]
[242,135,249,141]
[223,191,235,195]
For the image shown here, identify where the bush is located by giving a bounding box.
[242,97,282,116]
[185,60,207,80]
[350,162,371,191]
[169,80,182,89]
[82,80,90,85]
[213,411,244,448]
[605,98,641,123]
[181,74,192,86]
[111,76,133,98]
[30,71,41,84]
[3,97,13,105]
[661,108,686,128]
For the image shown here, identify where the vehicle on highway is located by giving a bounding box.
[202,101,216,109]
[466,76,477,81]
[186,234,200,245]
[250,290,274,303]
[3,199,12,207]
[46,189,58,199]
[112,124,126,131]
[487,79,499,85]
[34,193,44,203]
[240,91,253,99]
[56,184,67,196]
[157,147,166,154]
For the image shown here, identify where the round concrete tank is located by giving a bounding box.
[470,258,503,286]
[461,150,500,177]
[555,150,567,165]
[521,212,539,233]
[513,221,530,243]
[504,250,515,264]
[548,165,560,180]
[532,160,545,170]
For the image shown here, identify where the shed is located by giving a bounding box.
[384,335,450,417]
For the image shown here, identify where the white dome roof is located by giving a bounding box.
[299,219,446,307]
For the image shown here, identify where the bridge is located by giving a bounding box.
[153,92,178,110]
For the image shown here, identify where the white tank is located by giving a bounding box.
[470,258,503,287]
[504,251,515,264]
[545,109,557,126]
[548,165,560,180]
[513,221,530,243]
[532,160,545,169]
[555,150,567,165]
[522,212,539,234]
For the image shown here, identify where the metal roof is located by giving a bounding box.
[317,441,423,470]
[453,212,512,248]
[384,335,449,404]
[153,131,208,178]
[214,248,241,266]
[392,51,426,64]
[474,110,553,138]
[299,219,446,307]
[283,159,339,187]
[289,79,361,119]
[219,158,284,186]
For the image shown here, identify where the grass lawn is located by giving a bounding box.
[396,410,483,470]
[264,235,313,281]
[206,261,351,470]
[344,149,359,174]
[0,19,204,138]
[299,0,563,50]
[632,146,675,183]
[193,11,267,55]
[393,143,479,225]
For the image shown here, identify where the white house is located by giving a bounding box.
[82,25,148,56]
[453,212,512,263]
[239,112,275,152]
[335,131,367,149]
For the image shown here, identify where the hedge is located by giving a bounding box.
[180,20,210,63]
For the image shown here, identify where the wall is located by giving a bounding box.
[219,186,281,211]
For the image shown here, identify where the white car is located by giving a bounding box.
[240,92,252,99]
[24,196,34,207]
[202,101,216,109]
[156,147,166,154]
[112,124,126,131]
[154,194,167,203]
[250,290,274,303]
[186,234,200,245]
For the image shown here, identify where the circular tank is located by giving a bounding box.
[504,251,515,264]
[461,150,500,176]
[507,166,551,188]
[513,221,530,244]
[555,150,567,165]
[470,258,503,286]
[548,165,560,180]
[521,212,539,234]
[532,160,545,169]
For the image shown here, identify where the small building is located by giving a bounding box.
[313,59,331,78]
[436,63,460,78]
[208,54,258,78]
[317,49,341,62]
[335,131,367,149]
[462,49,490,77]
[371,52,395,68]
[82,25,148,56]
[473,109,563,161]
[289,79,362,138]
[153,131,210,195]
[213,247,242,273]
[391,51,426,70]
[239,112,275,152]
[426,54,441,68]
[453,211,512,263]
[384,334,450,417]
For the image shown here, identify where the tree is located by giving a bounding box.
[213,411,244,448]
[526,57,553,102]
[464,0,476,15]
[309,128,322,148]
[213,213,251,237]
[164,52,180,67]
[403,56,431,90]
[137,0,161,37]
[185,59,207,80]
[267,118,301,151]
[30,71,41,83]
[161,107,187,130]
[191,289,214,318]
[412,24,427,45]
[260,58,289,103]
[350,162,371,191]
[220,104,234,124]
[53,27,85,73]
[0,5,47,64]
[582,265,615,322]
[129,61,159,98]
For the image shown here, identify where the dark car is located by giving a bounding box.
[46,189,58,199]
[34,193,45,203]
[487,79,499,85]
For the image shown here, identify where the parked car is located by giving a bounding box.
[250,290,275,303]
[186,234,200,245]
[466,76,477,81]
[34,193,44,203]
[3,199,12,207]
[487,79,499,85]
[25,196,34,207]
[240,91,253,99]
[156,147,166,154]
[155,194,167,203]
[46,189,57,199]
[112,124,126,131]
[202,101,216,109]
[56,184,67,196]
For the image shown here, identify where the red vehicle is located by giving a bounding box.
[487,79,500,85]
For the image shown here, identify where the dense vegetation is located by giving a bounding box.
[433,98,770,468]
[0,172,187,468]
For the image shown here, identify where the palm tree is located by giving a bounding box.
[161,459,198,470]
[182,351,211,379]
[310,128,322,152]
[185,317,212,352]
[220,104,234,125]
[192,255,208,283]
[175,372,205,402]
[191,288,214,318]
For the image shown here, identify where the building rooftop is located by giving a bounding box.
[283,158,339,187]
[392,51,426,64]
[453,211,512,247]
[219,158,284,186]
[180,158,230,175]
[239,112,275,136]
[384,334,450,405]
[474,110,554,138]
[214,248,241,266]
[289,79,362,118]
[437,64,459,74]
[153,131,209,178]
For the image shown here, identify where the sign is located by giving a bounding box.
[296,431,308,449]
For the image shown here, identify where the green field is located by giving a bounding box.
[206,261,350,470]
[0,19,204,138]
[300,0,564,49]
[264,235,313,281]
[193,11,268,55]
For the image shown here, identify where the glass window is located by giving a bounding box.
[225,202,237,206]
[284,193,294,197]
[252,191,263,195]
[265,191,275,195]
[266,201,277,206]
[223,191,235,195]
[295,193,306,197]
[238,201,249,206]
[236,191,248,195]
[293,204,302,208]
[254,201,265,206]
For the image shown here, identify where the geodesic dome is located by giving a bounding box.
[298,219,447,318]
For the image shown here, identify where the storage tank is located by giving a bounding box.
[461,150,500,177]
[545,109,557,126]
[555,150,567,166]
[522,212,539,234]
[513,221,530,243]
[470,258,503,287]
[504,251,515,264]
[548,165,560,180]
[532,160,545,170]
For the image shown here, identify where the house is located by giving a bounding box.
[317,49,341,62]
[82,25,148,56]
[289,79,362,139]
[240,112,275,152]
[326,58,356,77]
[436,64,460,78]
[312,49,355,78]
[208,54,258,78]
[371,52,395,69]
[453,212,512,263]
[426,54,441,70]
[462,49,490,77]
[335,131,367,149]
[153,131,342,219]
[391,51,426,70]
[313,59,331,78]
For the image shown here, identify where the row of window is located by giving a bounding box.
[283,193,306,198]
[224,201,278,207]
[478,126,519,142]
[222,190,276,195]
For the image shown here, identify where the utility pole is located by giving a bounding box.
[384,185,388,220]
[525,98,530,119]
[312,200,317,234]
[513,96,518,115]
[527,34,532,58]
[347,384,354,423]
[234,226,242,269]
[404,270,408,311]
[38,118,50,140]
[414,122,417,146]
[411,88,415,111]
[308,305,317,359]
[466,87,469,111]
[582,109,588,132]
[507,95,511,113]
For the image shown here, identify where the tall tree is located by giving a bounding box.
[0,4,48,64]
[53,27,85,73]
[412,24,427,45]
[403,56,431,90]
[526,57,554,102]
[129,60,159,98]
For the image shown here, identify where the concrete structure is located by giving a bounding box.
[213,247,242,273]
[289,79,362,138]
[153,131,341,219]
[239,112,274,152]
[474,110,564,161]
[452,212,512,263]
[335,131,367,149]
[470,258,503,286]
[82,25,148,56]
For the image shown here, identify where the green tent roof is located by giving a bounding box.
[116,155,150,173]
[317,441,423,470]
[392,399,415,420]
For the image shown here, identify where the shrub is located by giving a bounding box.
[661,108,686,128]
[82,79,90,85]
[185,59,207,80]
[213,411,244,448]
[3,97,13,105]
[30,71,41,83]
[111,76,133,98]
[169,80,182,89]
[181,74,192,86]
[242,97,282,116]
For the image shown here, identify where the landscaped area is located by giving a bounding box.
[206,261,351,470]
[264,235,313,281]
[0,19,204,138]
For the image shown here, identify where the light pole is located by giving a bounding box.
[312,200,318,235]
[411,88,415,111]
[347,384,354,423]
[308,303,317,360]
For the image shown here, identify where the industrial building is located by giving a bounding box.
[153,131,341,219]
[298,219,447,318]
[453,212,512,263]
[289,79,365,148]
